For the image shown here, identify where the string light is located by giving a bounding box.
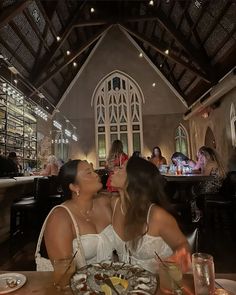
[56,36,61,41]
[14,79,18,84]
[165,49,169,55]
[152,83,156,87]
[90,7,95,13]
[73,62,77,67]
[139,53,143,58]
[149,0,154,6]
[66,50,71,56]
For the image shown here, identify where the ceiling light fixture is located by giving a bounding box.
[65,129,71,137]
[149,0,154,6]
[195,0,201,8]
[35,107,48,121]
[72,134,78,141]
[46,106,49,110]
[139,53,143,58]
[165,49,169,55]
[152,83,156,87]
[90,7,95,13]
[14,79,18,84]
[56,36,61,41]
[53,120,62,130]
[66,50,71,56]
[73,62,77,67]
[160,64,163,68]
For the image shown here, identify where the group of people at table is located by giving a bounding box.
[35,140,226,279]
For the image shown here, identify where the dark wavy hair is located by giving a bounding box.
[124,157,171,249]
[171,152,189,163]
[107,140,124,162]
[151,146,163,158]
[58,159,82,200]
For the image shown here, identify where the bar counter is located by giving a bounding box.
[0,176,41,243]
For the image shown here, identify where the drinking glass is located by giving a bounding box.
[192,253,215,295]
[159,261,183,294]
[53,257,76,290]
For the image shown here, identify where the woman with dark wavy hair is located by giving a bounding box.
[111,157,190,274]
[35,160,113,271]
[150,146,167,168]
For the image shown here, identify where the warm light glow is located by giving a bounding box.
[14,79,18,84]
[73,62,77,67]
[165,49,169,55]
[35,107,48,121]
[160,64,163,68]
[152,82,156,87]
[53,120,62,130]
[139,53,143,58]
[72,134,78,141]
[66,50,71,56]
[56,36,61,41]
[65,129,71,137]
[90,7,95,13]
[149,0,154,6]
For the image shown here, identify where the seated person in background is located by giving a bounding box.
[171,152,196,168]
[8,152,22,174]
[132,151,141,158]
[150,146,167,168]
[106,140,128,193]
[40,155,59,176]
[111,157,191,274]
[35,160,113,270]
[0,154,19,177]
[195,146,226,194]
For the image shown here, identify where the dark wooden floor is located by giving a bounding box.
[0,224,235,273]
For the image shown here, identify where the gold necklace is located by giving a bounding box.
[79,208,93,222]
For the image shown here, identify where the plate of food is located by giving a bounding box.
[71,261,158,295]
[0,273,27,294]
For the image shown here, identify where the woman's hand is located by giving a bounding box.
[168,245,191,273]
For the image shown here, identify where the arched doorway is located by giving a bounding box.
[205,127,216,149]
[92,71,144,167]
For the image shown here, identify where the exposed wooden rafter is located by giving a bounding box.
[34,25,112,90]
[0,0,32,29]
[153,9,213,79]
[121,24,210,83]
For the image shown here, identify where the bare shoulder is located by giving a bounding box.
[150,205,175,224]
[45,207,71,229]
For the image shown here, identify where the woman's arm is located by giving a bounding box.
[40,163,51,176]
[150,207,191,271]
[44,208,74,260]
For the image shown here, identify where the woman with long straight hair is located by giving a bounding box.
[106,140,128,192]
[111,157,190,274]
[150,146,167,168]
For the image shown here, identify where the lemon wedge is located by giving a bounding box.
[110,276,129,290]
[101,284,112,295]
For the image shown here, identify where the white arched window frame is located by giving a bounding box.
[92,71,144,167]
[175,124,190,157]
[230,103,236,147]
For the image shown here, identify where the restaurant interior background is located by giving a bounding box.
[0,0,236,272]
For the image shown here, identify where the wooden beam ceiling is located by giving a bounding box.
[121,24,211,83]
[35,25,112,90]
[154,9,213,80]
[0,0,32,29]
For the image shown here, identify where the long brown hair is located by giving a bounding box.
[151,146,163,159]
[199,146,225,178]
[123,157,171,249]
[107,140,124,162]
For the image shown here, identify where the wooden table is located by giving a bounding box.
[1,271,235,295]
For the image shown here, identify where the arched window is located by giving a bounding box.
[92,71,144,167]
[230,103,236,147]
[175,124,189,156]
